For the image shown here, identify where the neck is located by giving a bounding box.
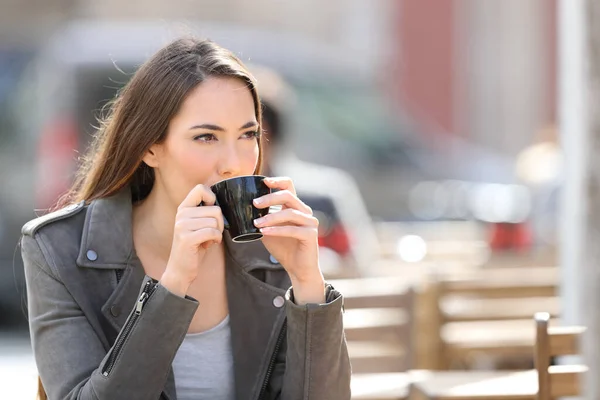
[132,187,176,261]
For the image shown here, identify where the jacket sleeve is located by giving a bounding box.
[280,284,351,400]
[22,233,199,400]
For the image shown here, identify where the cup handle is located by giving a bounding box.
[198,200,229,230]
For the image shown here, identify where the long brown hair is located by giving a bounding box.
[56,37,264,209]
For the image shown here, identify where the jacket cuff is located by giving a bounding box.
[282,284,351,397]
[285,283,343,308]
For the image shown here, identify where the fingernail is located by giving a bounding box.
[254,217,265,226]
[253,197,264,205]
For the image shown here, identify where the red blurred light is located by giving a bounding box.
[489,222,532,251]
[318,224,351,256]
[35,117,79,209]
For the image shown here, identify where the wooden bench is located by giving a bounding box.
[347,342,407,374]
[441,266,558,298]
[408,313,586,400]
[441,297,560,323]
[415,267,559,369]
[332,276,412,309]
[344,308,408,342]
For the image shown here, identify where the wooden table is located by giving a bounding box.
[409,370,537,400]
[351,372,410,399]
[350,370,541,400]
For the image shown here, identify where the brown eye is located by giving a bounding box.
[194,134,217,142]
[241,131,260,139]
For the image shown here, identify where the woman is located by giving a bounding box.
[21,38,351,400]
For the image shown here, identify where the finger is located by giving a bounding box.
[263,176,296,196]
[187,228,223,247]
[253,190,312,214]
[201,241,216,250]
[179,184,216,209]
[179,205,221,218]
[254,208,318,229]
[259,226,317,241]
[178,206,224,232]
[175,217,220,233]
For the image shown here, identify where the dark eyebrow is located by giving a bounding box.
[240,121,259,130]
[189,121,258,131]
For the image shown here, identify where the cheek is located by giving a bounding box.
[176,145,217,179]
[242,143,260,172]
[162,144,217,193]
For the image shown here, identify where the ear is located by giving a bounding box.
[142,144,161,168]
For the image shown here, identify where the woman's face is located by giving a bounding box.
[146,76,260,207]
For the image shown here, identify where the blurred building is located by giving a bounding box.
[3,0,557,158]
[0,0,560,232]
[390,0,557,158]
[1,0,394,76]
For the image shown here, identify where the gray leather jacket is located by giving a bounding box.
[20,188,351,400]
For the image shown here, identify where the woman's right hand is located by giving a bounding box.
[160,184,224,297]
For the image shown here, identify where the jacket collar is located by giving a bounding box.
[76,186,281,273]
[76,188,134,269]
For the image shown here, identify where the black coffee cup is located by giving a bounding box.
[209,175,271,243]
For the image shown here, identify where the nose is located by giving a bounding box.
[216,142,242,178]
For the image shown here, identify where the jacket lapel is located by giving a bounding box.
[75,188,178,400]
[224,236,288,400]
[227,266,287,400]
[99,257,145,334]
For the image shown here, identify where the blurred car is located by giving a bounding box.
[0,49,36,327]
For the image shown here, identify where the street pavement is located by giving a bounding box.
[0,330,37,399]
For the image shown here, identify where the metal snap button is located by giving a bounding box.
[86,250,98,261]
[110,305,121,317]
[269,254,279,264]
[273,295,285,308]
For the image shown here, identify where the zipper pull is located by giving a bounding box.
[135,281,152,314]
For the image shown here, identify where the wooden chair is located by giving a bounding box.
[37,376,47,400]
[408,313,586,400]
[331,276,416,373]
[534,312,586,399]
[336,276,415,398]
[415,267,559,369]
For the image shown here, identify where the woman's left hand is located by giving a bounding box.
[253,177,325,304]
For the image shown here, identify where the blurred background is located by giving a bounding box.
[0,0,578,398]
